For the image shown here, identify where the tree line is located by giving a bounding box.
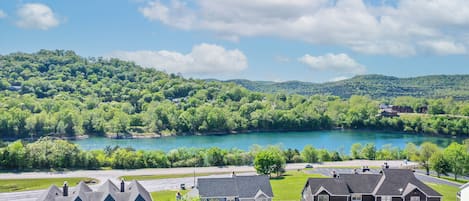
[2,51,469,139]
[1,138,467,180]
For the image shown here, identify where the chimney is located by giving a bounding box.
[120,180,125,192]
[63,182,68,197]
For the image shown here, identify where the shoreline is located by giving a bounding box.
[2,128,466,142]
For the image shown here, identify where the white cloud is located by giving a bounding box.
[419,40,467,55]
[139,0,469,56]
[0,10,7,18]
[16,3,60,30]
[109,43,248,74]
[298,53,366,74]
[329,76,350,82]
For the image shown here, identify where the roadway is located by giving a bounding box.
[0,160,418,201]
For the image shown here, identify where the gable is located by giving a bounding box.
[135,194,146,201]
[104,194,116,201]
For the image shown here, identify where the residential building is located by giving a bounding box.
[37,179,152,201]
[302,169,441,201]
[191,174,274,201]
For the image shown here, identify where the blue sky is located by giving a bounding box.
[1,0,469,82]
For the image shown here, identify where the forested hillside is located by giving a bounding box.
[226,74,469,99]
[1,50,469,139]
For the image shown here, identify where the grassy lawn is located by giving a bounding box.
[439,176,469,184]
[121,171,252,181]
[425,182,460,201]
[0,177,97,192]
[270,171,327,201]
[151,190,189,201]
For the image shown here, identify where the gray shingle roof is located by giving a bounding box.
[306,169,441,197]
[37,180,153,201]
[197,175,273,198]
[375,169,441,197]
[340,174,382,193]
[306,178,350,195]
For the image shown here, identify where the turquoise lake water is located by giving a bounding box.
[73,130,463,152]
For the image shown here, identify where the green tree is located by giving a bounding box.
[350,143,362,159]
[205,147,226,166]
[254,148,286,177]
[361,143,376,160]
[429,151,451,178]
[443,142,468,180]
[418,142,439,175]
[404,143,419,161]
[301,145,318,163]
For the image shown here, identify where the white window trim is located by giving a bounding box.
[381,196,392,201]
[351,194,362,201]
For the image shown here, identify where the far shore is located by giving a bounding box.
[2,127,465,142]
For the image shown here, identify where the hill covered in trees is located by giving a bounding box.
[225,74,469,100]
[1,50,469,139]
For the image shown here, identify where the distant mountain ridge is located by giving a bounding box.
[223,74,469,100]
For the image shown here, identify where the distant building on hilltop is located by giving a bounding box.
[37,179,152,201]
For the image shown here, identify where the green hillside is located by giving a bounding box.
[226,74,469,100]
[1,50,469,139]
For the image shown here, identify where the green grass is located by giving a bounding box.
[121,171,252,181]
[0,177,98,192]
[270,171,327,201]
[151,190,189,201]
[439,175,469,184]
[425,182,460,201]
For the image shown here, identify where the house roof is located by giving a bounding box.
[306,178,350,195]
[197,175,273,198]
[36,180,152,201]
[375,169,441,197]
[306,169,441,198]
[340,174,382,193]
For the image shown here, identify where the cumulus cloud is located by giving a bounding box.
[0,10,7,18]
[298,53,366,74]
[16,3,60,30]
[109,43,248,74]
[419,40,467,55]
[139,0,469,56]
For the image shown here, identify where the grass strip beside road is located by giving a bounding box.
[121,171,252,181]
[0,177,97,193]
[439,175,469,184]
[425,182,459,201]
[151,190,189,201]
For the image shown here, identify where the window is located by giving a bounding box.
[351,194,362,201]
[410,196,420,201]
[381,196,391,201]
[318,195,329,201]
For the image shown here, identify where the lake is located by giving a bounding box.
[73,130,463,152]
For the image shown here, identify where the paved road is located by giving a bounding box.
[0,160,414,201]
